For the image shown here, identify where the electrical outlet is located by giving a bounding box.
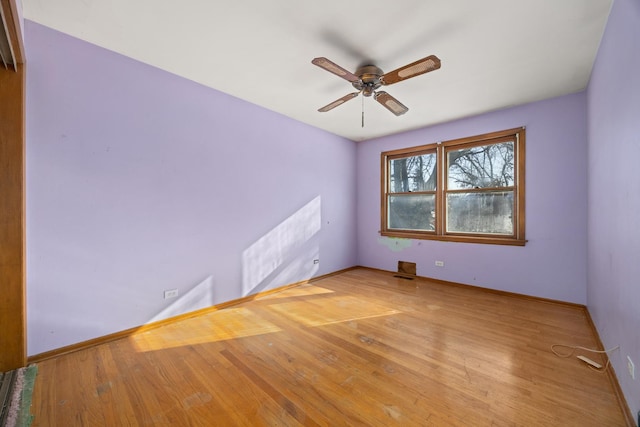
[628,356,635,380]
[164,289,179,299]
[313,259,319,264]
[435,260,444,267]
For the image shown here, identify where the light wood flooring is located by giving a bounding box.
[30,268,630,426]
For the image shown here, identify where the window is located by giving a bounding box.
[381,127,526,245]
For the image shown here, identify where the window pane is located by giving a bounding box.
[390,153,436,193]
[447,191,513,234]
[448,141,514,190]
[388,194,435,231]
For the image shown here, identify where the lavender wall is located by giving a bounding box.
[357,92,588,303]
[587,0,640,419]
[25,21,357,356]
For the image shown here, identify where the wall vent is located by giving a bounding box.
[395,261,417,280]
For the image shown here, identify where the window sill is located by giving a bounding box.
[380,231,527,246]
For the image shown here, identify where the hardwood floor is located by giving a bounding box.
[30,268,630,426]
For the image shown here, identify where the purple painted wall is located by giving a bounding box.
[25,21,357,356]
[356,92,588,304]
[24,7,638,416]
[587,0,640,419]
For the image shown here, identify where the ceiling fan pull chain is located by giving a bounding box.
[361,93,365,128]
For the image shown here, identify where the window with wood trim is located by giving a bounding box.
[381,127,526,246]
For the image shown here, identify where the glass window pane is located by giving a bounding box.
[447,191,513,234]
[448,141,514,190]
[388,194,435,231]
[390,153,436,193]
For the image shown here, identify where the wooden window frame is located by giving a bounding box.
[381,127,526,246]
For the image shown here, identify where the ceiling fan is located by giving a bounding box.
[312,55,441,118]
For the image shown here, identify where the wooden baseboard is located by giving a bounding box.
[356,265,588,309]
[28,267,357,363]
[583,309,635,427]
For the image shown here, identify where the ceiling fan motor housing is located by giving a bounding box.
[353,65,383,96]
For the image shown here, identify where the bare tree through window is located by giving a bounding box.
[447,141,514,234]
[381,128,526,245]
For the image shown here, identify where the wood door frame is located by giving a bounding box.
[0,0,26,372]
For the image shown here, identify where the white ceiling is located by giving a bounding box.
[22,0,613,141]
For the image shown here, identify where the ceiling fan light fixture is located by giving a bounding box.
[362,86,374,97]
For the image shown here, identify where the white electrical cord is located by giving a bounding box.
[551,344,620,373]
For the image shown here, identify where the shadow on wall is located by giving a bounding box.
[242,196,322,296]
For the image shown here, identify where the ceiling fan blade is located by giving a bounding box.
[381,55,441,85]
[374,91,409,116]
[312,57,360,83]
[318,92,360,112]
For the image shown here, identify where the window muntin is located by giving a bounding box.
[381,128,525,245]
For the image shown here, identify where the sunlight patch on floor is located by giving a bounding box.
[260,284,334,300]
[268,295,400,327]
[131,307,281,352]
